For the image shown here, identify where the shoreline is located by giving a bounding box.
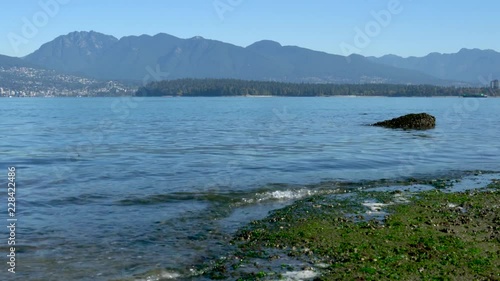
[1,95,499,98]
[198,174,500,280]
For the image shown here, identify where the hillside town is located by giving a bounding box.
[0,66,137,97]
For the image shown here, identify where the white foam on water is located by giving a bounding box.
[259,189,316,201]
[281,270,319,280]
[314,262,330,268]
[362,202,389,213]
[243,188,318,203]
[362,192,412,214]
[243,188,318,204]
[138,270,182,281]
[393,193,410,203]
[447,203,467,213]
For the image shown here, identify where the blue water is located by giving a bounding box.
[1,97,499,280]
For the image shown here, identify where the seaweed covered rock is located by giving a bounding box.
[373,113,436,130]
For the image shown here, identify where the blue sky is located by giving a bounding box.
[1,0,499,58]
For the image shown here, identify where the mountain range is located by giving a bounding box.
[368,49,500,84]
[1,31,499,86]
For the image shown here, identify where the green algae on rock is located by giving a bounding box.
[218,187,499,280]
[373,113,436,130]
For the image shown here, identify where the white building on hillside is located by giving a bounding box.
[491,80,499,89]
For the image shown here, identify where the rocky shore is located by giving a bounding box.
[203,176,500,280]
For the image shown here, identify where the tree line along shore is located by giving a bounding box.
[135,79,500,97]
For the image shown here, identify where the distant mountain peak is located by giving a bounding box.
[53,30,118,48]
[380,54,402,58]
[64,30,117,40]
[24,30,119,73]
[458,47,497,55]
[190,36,205,40]
[370,48,500,85]
[152,33,180,39]
[74,32,116,50]
[458,48,477,52]
[247,40,282,50]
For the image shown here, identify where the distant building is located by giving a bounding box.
[491,79,499,89]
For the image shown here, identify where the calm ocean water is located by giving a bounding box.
[1,97,499,280]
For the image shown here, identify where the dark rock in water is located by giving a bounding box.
[373,113,436,130]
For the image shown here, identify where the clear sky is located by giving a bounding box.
[1,0,499,58]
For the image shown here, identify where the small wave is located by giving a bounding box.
[245,189,316,203]
[134,270,182,281]
[118,170,500,208]
[242,188,337,204]
[46,194,108,206]
[117,191,243,206]
[281,270,319,281]
[12,156,86,166]
[118,187,344,207]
